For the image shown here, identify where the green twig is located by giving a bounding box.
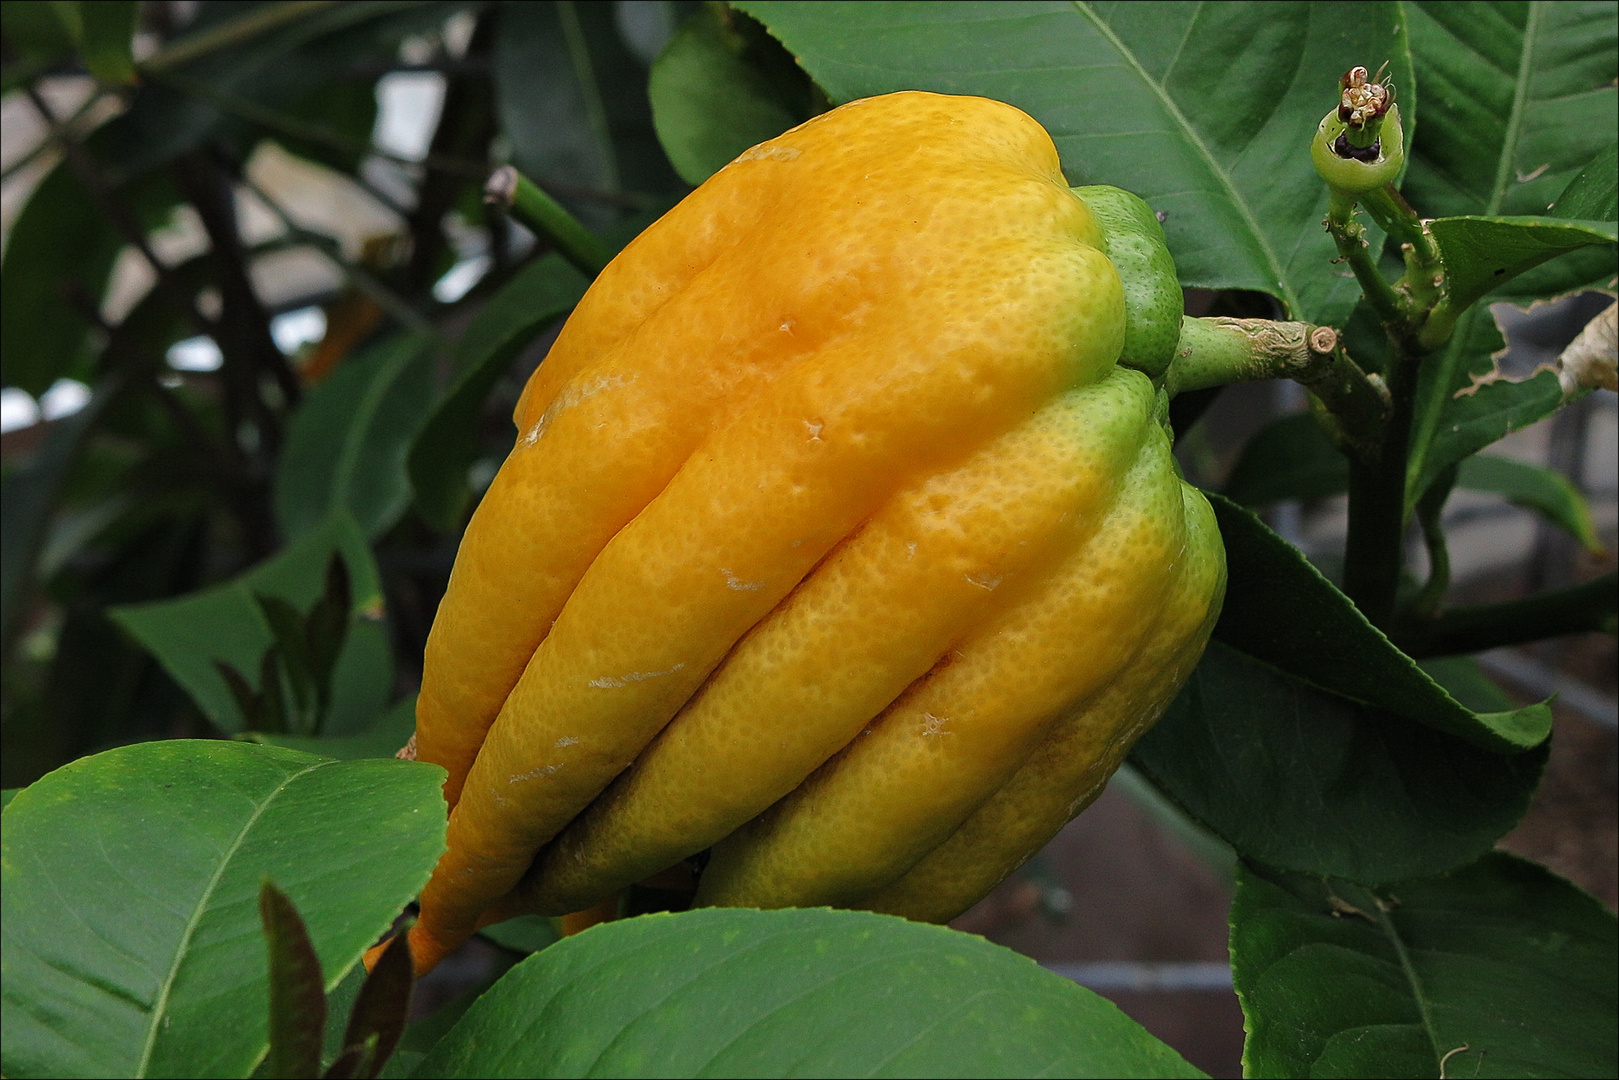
[1165,316,1390,458]
[485,166,615,277]
[1398,571,1618,658]
[1409,464,1456,618]
[142,0,343,70]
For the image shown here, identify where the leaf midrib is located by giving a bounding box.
[1071,0,1298,314]
[1486,1,1541,215]
[134,759,328,1077]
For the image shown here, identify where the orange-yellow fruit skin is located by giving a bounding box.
[400,91,1221,975]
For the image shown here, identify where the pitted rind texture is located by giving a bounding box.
[406,92,1131,974]
[523,369,1157,914]
[694,410,1206,912]
[1072,185,1182,380]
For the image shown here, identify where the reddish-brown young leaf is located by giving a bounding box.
[260,880,328,1079]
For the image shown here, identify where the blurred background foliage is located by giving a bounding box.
[1,0,752,786]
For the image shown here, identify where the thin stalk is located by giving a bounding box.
[1399,570,1618,658]
[1409,464,1456,619]
[485,166,614,277]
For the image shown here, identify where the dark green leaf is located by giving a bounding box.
[1207,494,1550,751]
[408,256,587,530]
[1,163,123,396]
[111,512,391,736]
[476,914,559,955]
[1417,655,1514,715]
[415,907,1203,1078]
[1232,853,1617,1079]
[258,592,320,722]
[261,882,329,1080]
[1550,141,1618,222]
[1,375,120,654]
[1131,642,1545,883]
[2,787,21,811]
[1,1,78,62]
[243,694,416,762]
[1410,308,1567,507]
[1431,214,1617,314]
[305,555,353,725]
[0,740,446,1079]
[1404,1,1618,485]
[1405,3,1617,225]
[77,0,138,84]
[649,4,813,185]
[1223,413,1348,508]
[736,0,1413,326]
[275,333,436,543]
[1458,454,1602,552]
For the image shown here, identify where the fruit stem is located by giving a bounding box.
[485,166,615,278]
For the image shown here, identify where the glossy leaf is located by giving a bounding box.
[649,4,813,185]
[1130,642,1545,883]
[1232,853,1617,1079]
[111,513,391,736]
[1430,214,1617,314]
[275,333,436,543]
[1207,494,1550,752]
[737,0,1414,326]
[0,740,446,1079]
[408,257,587,531]
[1457,453,1602,552]
[414,907,1202,1078]
[1549,140,1618,222]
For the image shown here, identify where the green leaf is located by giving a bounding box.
[1405,3,1618,226]
[275,333,436,543]
[476,914,559,956]
[1405,1,1618,488]
[1232,853,1617,1079]
[1,163,122,396]
[407,256,587,531]
[1431,214,1617,314]
[1,1,78,63]
[111,512,391,736]
[1207,494,1550,752]
[649,4,814,185]
[243,694,417,762]
[1,788,19,811]
[494,0,682,228]
[260,882,328,1080]
[736,0,1414,326]
[1410,307,1567,507]
[77,0,138,84]
[1,376,120,654]
[414,907,1203,1078]
[1550,141,1618,222]
[1457,454,1602,552]
[1131,641,1545,883]
[0,740,446,1080]
[1223,413,1349,508]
